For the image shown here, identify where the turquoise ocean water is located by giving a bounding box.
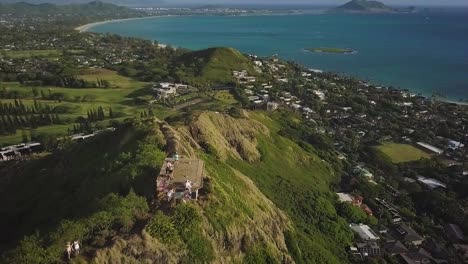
[90,9,468,99]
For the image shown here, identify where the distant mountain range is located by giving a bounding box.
[0,0,163,7]
[334,0,394,13]
[0,1,144,16]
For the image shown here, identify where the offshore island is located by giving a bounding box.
[306,47,357,54]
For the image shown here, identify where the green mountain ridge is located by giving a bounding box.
[0,111,352,263]
[174,47,256,85]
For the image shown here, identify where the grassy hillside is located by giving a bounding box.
[181,111,353,263]
[175,47,255,85]
[0,116,292,263]
[0,69,172,146]
[1,109,353,263]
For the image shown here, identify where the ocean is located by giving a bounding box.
[89,8,468,100]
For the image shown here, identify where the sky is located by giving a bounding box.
[1,0,467,6]
[164,0,468,6]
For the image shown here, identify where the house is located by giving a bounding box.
[447,140,464,150]
[336,192,354,203]
[0,142,43,162]
[399,248,435,264]
[444,224,465,243]
[313,90,326,100]
[349,246,363,260]
[266,102,279,112]
[384,240,408,255]
[232,70,248,78]
[417,176,446,189]
[353,165,374,179]
[375,198,402,223]
[356,241,383,257]
[350,223,380,241]
[153,82,179,99]
[395,223,424,246]
[416,142,443,155]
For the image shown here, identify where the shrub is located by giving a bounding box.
[172,204,199,230]
[146,212,179,244]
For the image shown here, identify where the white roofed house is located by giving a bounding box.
[353,165,374,179]
[350,223,380,241]
[337,192,354,203]
[417,176,446,189]
[447,140,464,150]
[153,82,179,99]
[313,90,326,101]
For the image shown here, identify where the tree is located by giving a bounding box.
[21,130,29,143]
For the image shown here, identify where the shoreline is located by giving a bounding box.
[74,15,168,33]
[74,15,467,105]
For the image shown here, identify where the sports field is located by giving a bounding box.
[376,143,431,163]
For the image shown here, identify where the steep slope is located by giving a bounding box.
[2,110,353,263]
[334,0,394,13]
[181,111,353,263]
[0,118,294,264]
[175,47,255,85]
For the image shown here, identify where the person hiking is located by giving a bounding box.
[73,240,80,255]
[167,188,175,202]
[165,162,174,175]
[66,242,72,260]
[185,179,192,193]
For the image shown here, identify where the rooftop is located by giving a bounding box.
[160,158,205,191]
[350,223,380,241]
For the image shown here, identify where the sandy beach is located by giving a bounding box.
[75,15,165,33]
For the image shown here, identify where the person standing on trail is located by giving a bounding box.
[185,180,192,193]
[66,242,72,260]
[73,240,80,255]
[167,188,175,202]
[165,162,174,176]
[174,152,179,162]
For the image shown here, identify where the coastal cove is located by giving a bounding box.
[86,11,468,100]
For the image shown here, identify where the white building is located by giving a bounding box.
[313,90,326,101]
[417,176,446,189]
[448,140,464,150]
[350,224,380,241]
[337,193,354,203]
[153,82,186,99]
[416,142,443,155]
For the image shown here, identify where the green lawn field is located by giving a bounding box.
[0,69,238,146]
[77,68,148,89]
[0,69,154,146]
[376,142,431,163]
[0,49,62,58]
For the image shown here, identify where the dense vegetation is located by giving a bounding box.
[0,120,166,263]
